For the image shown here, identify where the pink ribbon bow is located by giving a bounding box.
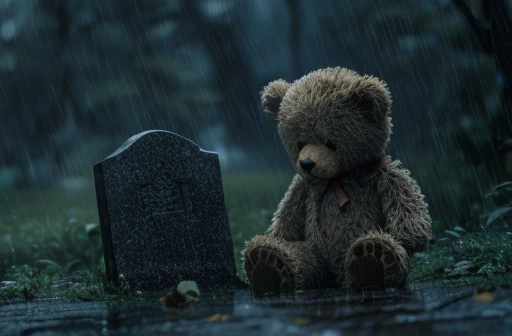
[334,180,349,207]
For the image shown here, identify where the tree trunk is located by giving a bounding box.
[181,0,260,148]
[451,0,512,180]
[286,0,301,79]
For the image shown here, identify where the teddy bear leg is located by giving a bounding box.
[345,232,409,290]
[243,235,327,297]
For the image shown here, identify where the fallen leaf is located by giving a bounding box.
[85,223,99,234]
[485,182,512,199]
[473,292,494,302]
[293,317,310,325]
[486,206,512,228]
[453,260,473,269]
[453,226,467,234]
[177,281,200,298]
[159,288,186,307]
[159,281,200,307]
[444,230,461,239]
[206,313,230,322]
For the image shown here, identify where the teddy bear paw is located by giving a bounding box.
[245,247,295,297]
[347,240,405,290]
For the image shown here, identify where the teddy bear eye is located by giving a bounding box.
[325,141,337,151]
[298,142,306,150]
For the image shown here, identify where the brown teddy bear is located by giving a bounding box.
[243,67,432,296]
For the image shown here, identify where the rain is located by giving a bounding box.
[0,0,511,334]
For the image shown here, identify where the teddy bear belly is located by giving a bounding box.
[306,187,384,271]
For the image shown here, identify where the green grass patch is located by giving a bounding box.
[0,170,293,301]
[1,170,511,300]
[410,230,512,290]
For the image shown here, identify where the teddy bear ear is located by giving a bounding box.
[261,79,291,122]
[355,76,392,124]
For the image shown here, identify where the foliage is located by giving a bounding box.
[0,0,223,187]
[323,0,503,228]
[411,181,512,289]
[3,171,512,300]
[0,190,103,273]
[410,229,512,290]
[0,260,135,301]
[483,182,512,230]
[0,171,293,300]
[409,136,493,233]
[0,0,507,240]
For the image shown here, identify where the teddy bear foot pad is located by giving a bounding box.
[246,247,295,297]
[348,240,404,290]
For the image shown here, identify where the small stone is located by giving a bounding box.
[206,313,230,322]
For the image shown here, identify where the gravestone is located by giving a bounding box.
[94,130,239,291]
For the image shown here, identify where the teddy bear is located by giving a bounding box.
[243,67,432,296]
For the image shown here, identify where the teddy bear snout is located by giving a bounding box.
[299,158,316,172]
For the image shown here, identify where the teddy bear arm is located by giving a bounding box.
[265,174,308,242]
[379,166,432,253]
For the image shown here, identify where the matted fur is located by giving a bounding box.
[272,67,393,177]
[243,67,432,293]
[261,79,291,121]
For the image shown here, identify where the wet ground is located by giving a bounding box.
[1,285,511,336]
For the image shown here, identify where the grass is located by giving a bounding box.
[1,170,511,301]
[0,170,293,301]
[410,229,512,290]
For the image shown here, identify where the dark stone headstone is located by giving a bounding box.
[94,130,239,291]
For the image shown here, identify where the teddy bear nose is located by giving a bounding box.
[299,158,316,172]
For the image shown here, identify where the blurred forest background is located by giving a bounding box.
[0,0,511,234]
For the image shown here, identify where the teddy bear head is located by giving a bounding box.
[261,67,392,179]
